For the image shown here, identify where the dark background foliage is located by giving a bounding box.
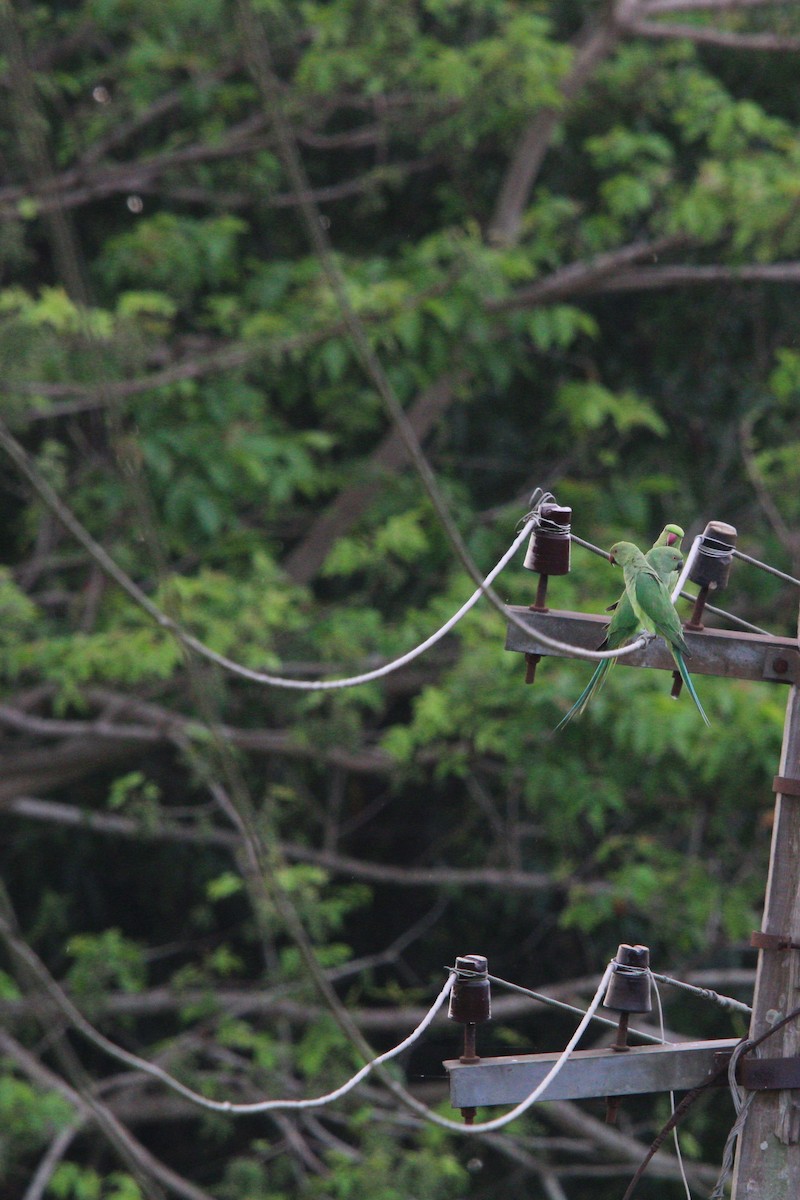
[1,1,800,1197]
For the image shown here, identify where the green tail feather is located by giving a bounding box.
[674,650,710,727]
[555,659,611,731]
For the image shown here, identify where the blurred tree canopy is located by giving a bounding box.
[1,0,800,1196]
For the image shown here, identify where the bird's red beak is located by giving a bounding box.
[667,532,678,546]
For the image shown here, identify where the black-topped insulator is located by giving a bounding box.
[690,522,737,592]
[523,505,572,577]
[603,944,652,1015]
[448,955,492,1026]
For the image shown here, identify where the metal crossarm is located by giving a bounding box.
[505,607,799,685]
[445,1038,740,1108]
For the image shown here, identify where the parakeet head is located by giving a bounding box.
[664,523,684,547]
[649,546,683,574]
[608,541,642,567]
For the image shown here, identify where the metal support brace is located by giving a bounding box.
[504,607,800,685]
[445,1039,740,1109]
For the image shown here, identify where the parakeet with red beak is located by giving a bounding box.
[555,525,684,730]
[608,540,709,727]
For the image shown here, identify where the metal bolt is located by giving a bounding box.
[773,658,789,676]
[525,652,541,684]
[530,573,550,613]
[684,584,710,632]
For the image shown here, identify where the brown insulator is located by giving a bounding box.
[689,522,737,592]
[603,944,652,1014]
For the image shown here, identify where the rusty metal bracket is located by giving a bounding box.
[504,607,800,685]
[751,931,800,952]
[740,1057,800,1091]
[712,1048,800,1090]
[773,775,800,797]
[762,649,800,685]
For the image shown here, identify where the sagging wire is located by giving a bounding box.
[708,1040,755,1200]
[0,428,669,697]
[620,1000,800,1200]
[651,975,693,1200]
[0,905,456,1116]
[0,903,614,1138]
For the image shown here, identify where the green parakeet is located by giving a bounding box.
[608,540,710,727]
[555,524,685,730]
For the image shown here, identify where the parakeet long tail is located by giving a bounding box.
[673,650,710,727]
[555,660,611,730]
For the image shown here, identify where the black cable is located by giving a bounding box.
[620,999,800,1200]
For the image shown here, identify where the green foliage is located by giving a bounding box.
[65,929,147,998]
[48,1165,143,1200]
[1,1,799,1196]
[0,1075,72,1166]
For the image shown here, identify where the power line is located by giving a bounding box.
[0,427,671,687]
[650,973,751,1017]
[732,547,800,588]
[0,902,455,1116]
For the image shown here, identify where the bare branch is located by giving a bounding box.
[0,148,440,220]
[594,261,800,291]
[284,371,467,583]
[488,235,685,313]
[0,1031,217,1200]
[624,16,800,50]
[542,1100,721,1187]
[488,6,627,246]
[642,0,792,12]
[23,1124,82,1200]
[739,417,800,572]
[1,794,561,892]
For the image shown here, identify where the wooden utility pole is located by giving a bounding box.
[499,598,800,1194]
[731,602,800,1199]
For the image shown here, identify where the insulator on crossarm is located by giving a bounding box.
[685,521,737,632]
[690,522,737,591]
[523,503,572,614]
[603,943,651,1125]
[448,954,492,1124]
[448,955,492,1028]
[604,944,652,1014]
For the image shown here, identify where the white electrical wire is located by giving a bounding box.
[0,915,456,1115]
[1,913,613,1136]
[397,962,614,1135]
[709,1039,755,1199]
[651,975,693,1200]
[670,536,702,606]
[0,424,661,685]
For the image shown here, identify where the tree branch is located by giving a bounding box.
[624,16,800,50]
[488,235,685,313]
[594,260,800,290]
[488,5,631,246]
[283,370,467,583]
[0,1031,216,1200]
[642,0,789,11]
[1,794,563,892]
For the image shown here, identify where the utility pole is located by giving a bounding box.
[730,600,800,1199]
[491,574,800,1192]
